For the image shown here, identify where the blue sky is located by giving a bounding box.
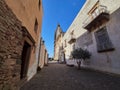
[41,0,86,57]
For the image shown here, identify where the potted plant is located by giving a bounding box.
[71,48,91,69]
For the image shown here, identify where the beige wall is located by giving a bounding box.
[39,40,48,68]
[44,51,48,65]
[39,41,44,68]
[5,0,43,41]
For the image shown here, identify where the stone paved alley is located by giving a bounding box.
[20,63,120,90]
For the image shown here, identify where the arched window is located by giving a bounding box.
[38,0,41,10]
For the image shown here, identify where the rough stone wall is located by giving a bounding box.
[5,0,43,81]
[0,0,23,90]
[44,51,48,65]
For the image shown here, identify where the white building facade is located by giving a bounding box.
[60,0,120,74]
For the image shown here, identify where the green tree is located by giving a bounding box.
[71,48,91,69]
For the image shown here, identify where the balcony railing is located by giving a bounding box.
[68,35,76,44]
[83,5,110,31]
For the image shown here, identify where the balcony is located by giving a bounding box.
[68,35,76,44]
[83,5,110,31]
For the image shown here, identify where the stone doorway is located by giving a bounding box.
[63,53,66,63]
[20,41,31,79]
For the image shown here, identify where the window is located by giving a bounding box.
[95,27,114,52]
[34,18,38,33]
[38,0,41,10]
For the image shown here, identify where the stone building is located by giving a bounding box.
[0,0,44,89]
[54,24,65,62]
[37,38,48,69]
[55,0,120,75]
[44,51,49,66]
[44,49,49,66]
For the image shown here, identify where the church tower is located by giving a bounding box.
[54,24,64,61]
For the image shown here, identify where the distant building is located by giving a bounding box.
[54,24,65,62]
[37,38,49,68]
[55,0,120,74]
[44,52,49,66]
[0,0,48,90]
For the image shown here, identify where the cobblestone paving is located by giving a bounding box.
[20,63,120,90]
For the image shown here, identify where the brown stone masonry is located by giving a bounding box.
[0,0,24,90]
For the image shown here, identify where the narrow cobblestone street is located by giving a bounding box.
[20,63,120,90]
